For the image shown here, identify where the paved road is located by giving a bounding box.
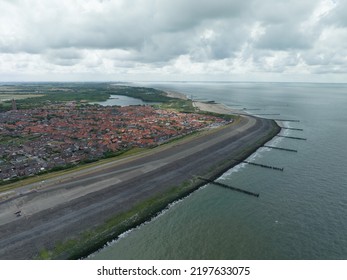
[0,116,278,259]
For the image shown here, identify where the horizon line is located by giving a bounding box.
[1,80,347,85]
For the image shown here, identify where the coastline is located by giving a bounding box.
[0,92,280,260]
[193,101,237,115]
[164,90,188,100]
[163,89,244,116]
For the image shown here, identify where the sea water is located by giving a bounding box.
[90,82,347,260]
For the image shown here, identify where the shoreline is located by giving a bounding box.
[164,90,188,100]
[163,89,240,115]
[0,91,281,260]
[84,117,280,260]
[193,101,239,115]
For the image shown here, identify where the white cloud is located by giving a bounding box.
[0,0,347,82]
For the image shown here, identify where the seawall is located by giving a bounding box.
[62,117,280,260]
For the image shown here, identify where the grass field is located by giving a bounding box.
[0,94,44,103]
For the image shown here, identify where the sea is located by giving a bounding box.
[89,82,347,260]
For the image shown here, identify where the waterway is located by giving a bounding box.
[90,82,347,259]
[95,94,156,107]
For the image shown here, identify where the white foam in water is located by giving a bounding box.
[86,184,209,259]
[261,146,272,152]
[269,135,284,146]
[219,142,268,179]
[220,124,285,180]
[262,120,290,147]
[282,121,291,136]
[219,162,247,178]
[243,144,268,164]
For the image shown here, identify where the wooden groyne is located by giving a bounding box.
[256,113,281,116]
[264,145,298,153]
[243,160,284,171]
[280,127,303,131]
[233,159,284,171]
[198,177,259,197]
[276,135,307,140]
[274,119,300,122]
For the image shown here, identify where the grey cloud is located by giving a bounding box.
[252,50,301,73]
[189,20,251,61]
[251,0,317,23]
[139,32,190,62]
[44,49,84,66]
[304,52,334,66]
[1,0,347,80]
[303,49,347,67]
[324,0,347,27]
[0,1,314,56]
[152,0,253,32]
[139,18,251,63]
[251,0,329,52]
[255,24,312,50]
[312,65,347,74]
[0,0,253,56]
[1,0,149,53]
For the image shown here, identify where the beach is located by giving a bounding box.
[164,90,242,115]
[193,101,238,114]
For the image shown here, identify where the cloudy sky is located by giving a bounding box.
[0,0,346,82]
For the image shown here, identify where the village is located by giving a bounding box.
[0,103,228,181]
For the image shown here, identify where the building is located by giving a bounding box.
[11,99,17,110]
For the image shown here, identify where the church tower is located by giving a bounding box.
[11,99,17,110]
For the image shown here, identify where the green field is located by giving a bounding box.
[0,83,176,111]
[0,94,44,103]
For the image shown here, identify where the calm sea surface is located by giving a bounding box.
[90,82,347,260]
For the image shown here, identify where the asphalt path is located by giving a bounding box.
[0,115,277,259]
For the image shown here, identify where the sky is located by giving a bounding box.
[0,0,346,82]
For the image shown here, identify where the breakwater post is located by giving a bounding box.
[274,119,300,122]
[233,159,284,171]
[243,160,284,171]
[198,177,259,197]
[264,145,298,153]
[256,113,281,116]
[280,127,303,131]
[276,135,307,140]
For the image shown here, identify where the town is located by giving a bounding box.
[0,102,228,181]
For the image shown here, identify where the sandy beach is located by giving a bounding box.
[164,90,189,100]
[194,101,235,114]
[164,90,243,115]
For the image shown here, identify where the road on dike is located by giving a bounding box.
[0,115,278,259]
